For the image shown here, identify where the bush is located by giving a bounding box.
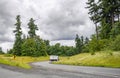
[21,38,47,57]
[0,52,4,54]
[111,35,120,51]
[4,54,13,57]
[91,51,95,55]
[88,38,109,52]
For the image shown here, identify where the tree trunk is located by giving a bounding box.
[117,8,119,22]
[111,12,114,27]
[95,23,99,40]
[13,55,16,60]
[118,13,120,22]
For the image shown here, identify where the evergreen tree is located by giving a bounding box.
[21,38,36,56]
[81,36,84,46]
[99,19,111,39]
[13,15,22,56]
[85,37,89,45]
[44,40,50,46]
[28,18,38,38]
[98,0,120,39]
[110,22,120,38]
[82,37,89,52]
[35,36,47,56]
[86,0,100,39]
[75,34,83,53]
[86,0,120,39]
[0,47,4,54]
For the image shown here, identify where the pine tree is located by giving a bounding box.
[0,47,4,54]
[85,37,89,45]
[86,0,100,40]
[13,15,22,56]
[75,34,83,53]
[28,18,38,38]
[81,36,84,46]
[86,0,120,39]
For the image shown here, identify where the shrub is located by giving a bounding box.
[88,38,109,52]
[91,51,95,55]
[4,54,13,57]
[111,35,120,51]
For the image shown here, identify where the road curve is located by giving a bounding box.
[0,62,120,78]
[32,61,120,78]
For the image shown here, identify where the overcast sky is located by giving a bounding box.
[0,0,95,52]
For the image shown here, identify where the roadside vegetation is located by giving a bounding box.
[0,54,49,69]
[54,51,120,68]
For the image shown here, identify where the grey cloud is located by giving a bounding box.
[0,37,12,43]
[0,0,17,24]
[0,0,20,44]
[39,0,93,40]
[0,33,14,43]
[0,0,95,51]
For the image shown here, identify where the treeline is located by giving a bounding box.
[7,15,94,57]
[7,15,82,56]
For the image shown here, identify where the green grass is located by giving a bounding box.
[0,51,120,68]
[0,54,49,69]
[54,51,120,68]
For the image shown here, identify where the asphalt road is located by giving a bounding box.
[0,61,120,78]
[33,61,120,78]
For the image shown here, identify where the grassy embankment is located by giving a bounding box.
[0,51,120,69]
[0,54,49,69]
[54,51,120,68]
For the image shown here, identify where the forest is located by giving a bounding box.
[0,0,120,57]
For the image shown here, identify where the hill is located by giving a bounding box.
[54,51,120,68]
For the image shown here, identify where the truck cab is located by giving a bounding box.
[50,55,59,61]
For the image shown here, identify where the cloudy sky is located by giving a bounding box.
[0,0,95,52]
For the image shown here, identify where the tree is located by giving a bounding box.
[110,22,120,38]
[111,35,120,51]
[101,0,119,26]
[99,0,120,39]
[44,40,50,46]
[82,37,89,52]
[65,46,76,56]
[48,43,61,55]
[99,19,111,39]
[88,35,99,52]
[7,49,13,54]
[13,15,22,56]
[86,0,120,39]
[0,47,4,54]
[81,36,84,46]
[86,0,100,40]
[75,34,83,53]
[21,36,47,56]
[21,38,36,56]
[35,36,47,56]
[84,37,89,45]
[28,18,38,38]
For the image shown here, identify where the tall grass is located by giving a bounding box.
[0,54,49,69]
[54,51,120,68]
